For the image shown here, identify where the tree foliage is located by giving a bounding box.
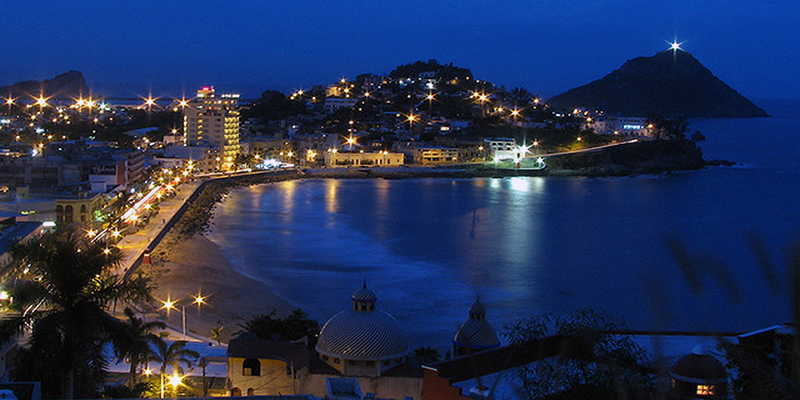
[112,307,165,388]
[503,309,652,399]
[647,115,689,140]
[238,309,320,344]
[243,90,308,121]
[146,339,200,376]
[0,230,155,399]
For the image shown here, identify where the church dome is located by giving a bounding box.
[669,347,726,381]
[351,284,377,302]
[453,298,500,351]
[316,285,409,361]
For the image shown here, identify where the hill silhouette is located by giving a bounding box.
[0,71,91,100]
[547,50,768,118]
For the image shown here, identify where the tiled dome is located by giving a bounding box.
[316,286,408,361]
[351,284,377,302]
[454,298,500,350]
[670,347,726,381]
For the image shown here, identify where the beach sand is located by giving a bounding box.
[144,233,295,343]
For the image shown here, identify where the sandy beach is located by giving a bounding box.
[145,232,296,343]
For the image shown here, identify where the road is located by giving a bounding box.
[538,138,640,158]
[113,181,201,275]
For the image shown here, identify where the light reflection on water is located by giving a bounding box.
[208,114,800,348]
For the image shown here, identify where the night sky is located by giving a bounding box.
[2,1,797,99]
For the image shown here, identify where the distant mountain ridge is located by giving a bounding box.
[0,71,91,100]
[547,50,769,118]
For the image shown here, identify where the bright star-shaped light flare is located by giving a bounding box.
[167,374,183,387]
[517,144,531,157]
[161,298,176,312]
[667,39,684,52]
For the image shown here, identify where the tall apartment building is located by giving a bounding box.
[183,86,241,168]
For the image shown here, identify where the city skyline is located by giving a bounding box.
[2,1,797,100]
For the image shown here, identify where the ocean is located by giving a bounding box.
[207,99,800,349]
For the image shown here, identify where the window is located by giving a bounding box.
[334,358,341,364]
[243,358,260,376]
[696,385,714,396]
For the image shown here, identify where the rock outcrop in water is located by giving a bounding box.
[544,139,706,176]
[547,50,769,118]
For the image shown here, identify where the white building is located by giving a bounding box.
[323,151,403,167]
[483,138,516,160]
[323,97,358,114]
[588,116,651,136]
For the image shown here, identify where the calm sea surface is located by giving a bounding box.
[208,100,800,349]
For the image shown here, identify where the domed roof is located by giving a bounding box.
[469,299,486,316]
[316,286,408,361]
[454,298,500,350]
[669,348,726,381]
[351,283,377,302]
[454,319,500,349]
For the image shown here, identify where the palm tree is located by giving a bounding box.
[509,87,533,105]
[113,308,166,388]
[147,339,200,380]
[0,230,154,399]
[210,325,224,346]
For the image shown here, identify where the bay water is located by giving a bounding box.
[208,100,800,349]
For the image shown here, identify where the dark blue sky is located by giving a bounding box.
[2,1,797,99]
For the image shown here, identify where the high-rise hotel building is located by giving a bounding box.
[184,86,241,168]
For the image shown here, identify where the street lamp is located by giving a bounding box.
[161,294,206,339]
[406,113,417,136]
[167,373,184,397]
[144,365,183,399]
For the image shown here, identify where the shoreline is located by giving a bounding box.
[140,139,714,343]
[146,233,295,343]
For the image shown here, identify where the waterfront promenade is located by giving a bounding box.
[114,181,201,276]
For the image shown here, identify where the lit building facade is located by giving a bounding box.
[184,87,241,168]
[323,151,404,167]
[586,116,652,136]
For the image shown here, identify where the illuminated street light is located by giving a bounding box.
[143,95,157,111]
[162,293,208,339]
[168,373,183,388]
[35,95,48,109]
